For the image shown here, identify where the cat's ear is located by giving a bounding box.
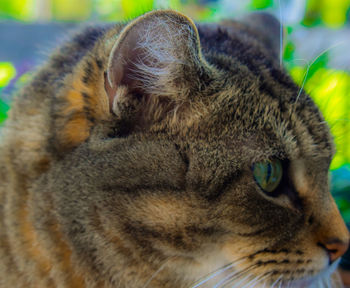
[105,10,209,130]
[243,12,281,60]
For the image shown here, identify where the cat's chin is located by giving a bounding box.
[274,259,342,288]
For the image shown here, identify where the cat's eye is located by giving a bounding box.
[252,159,283,194]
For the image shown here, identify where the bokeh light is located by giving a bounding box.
[0,62,16,87]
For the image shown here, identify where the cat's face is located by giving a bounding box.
[174,88,347,286]
[40,10,349,288]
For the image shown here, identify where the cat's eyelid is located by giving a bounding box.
[249,153,286,167]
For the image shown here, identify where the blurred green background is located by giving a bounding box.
[0,0,349,219]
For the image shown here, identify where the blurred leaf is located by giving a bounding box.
[335,197,350,223]
[0,62,16,88]
[306,69,350,169]
[290,66,350,170]
[321,0,350,28]
[302,0,322,27]
[169,0,182,10]
[121,0,154,19]
[52,0,93,21]
[307,52,329,79]
[250,0,273,10]
[288,53,329,86]
[303,0,350,27]
[283,41,295,62]
[0,98,9,124]
[93,0,123,21]
[0,0,35,20]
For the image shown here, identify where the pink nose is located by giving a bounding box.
[323,239,349,264]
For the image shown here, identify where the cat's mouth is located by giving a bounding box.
[283,259,341,288]
[256,259,341,288]
[190,259,340,288]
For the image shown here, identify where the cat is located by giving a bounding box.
[0,9,349,288]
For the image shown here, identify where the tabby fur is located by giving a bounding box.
[0,10,348,288]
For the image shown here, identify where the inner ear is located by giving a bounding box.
[104,72,115,110]
[107,28,145,89]
[105,10,206,113]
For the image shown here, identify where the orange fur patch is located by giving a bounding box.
[59,84,89,150]
[133,195,191,228]
[18,183,85,287]
[49,223,86,288]
[19,194,53,279]
[59,63,108,149]
[61,81,91,146]
[61,117,90,147]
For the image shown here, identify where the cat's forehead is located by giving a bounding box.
[200,81,334,166]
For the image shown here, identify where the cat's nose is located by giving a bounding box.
[314,196,349,264]
[323,239,349,264]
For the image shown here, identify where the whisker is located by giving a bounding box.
[295,63,310,104]
[229,274,252,288]
[241,275,261,288]
[322,278,326,288]
[271,275,283,288]
[142,257,174,288]
[294,41,346,105]
[213,263,257,288]
[279,0,283,68]
[242,272,272,288]
[213,271,245,288]
[191,257,247,288]
[191,264,235,288]
[323,118,350,125]
[309,42,345,69]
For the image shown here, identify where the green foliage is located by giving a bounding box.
[289,65,350,170]
[0,99,9,124]
[303,0,350,27]
[250,0,273,10]
[0,0,34,21]
[283,41,295,62]
[337,198,350,223]
[121,0,154,19]
[0,62,15,124]
[0,62,16,87]
[93,0,123,21]
[52,0,92,21]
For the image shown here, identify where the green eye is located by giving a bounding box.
[252,159,283,193]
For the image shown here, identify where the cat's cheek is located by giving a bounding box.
[170,250,232,285]
[220,237,258,262]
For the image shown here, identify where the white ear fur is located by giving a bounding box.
[106,10,203,102]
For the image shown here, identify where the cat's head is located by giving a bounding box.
[48,10,349,287]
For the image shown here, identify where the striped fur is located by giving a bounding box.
[0,10,348,288]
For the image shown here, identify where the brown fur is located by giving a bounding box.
[0,10,348,288]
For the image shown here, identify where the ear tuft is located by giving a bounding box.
[106,10,204,99]
[104,10,210,131]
